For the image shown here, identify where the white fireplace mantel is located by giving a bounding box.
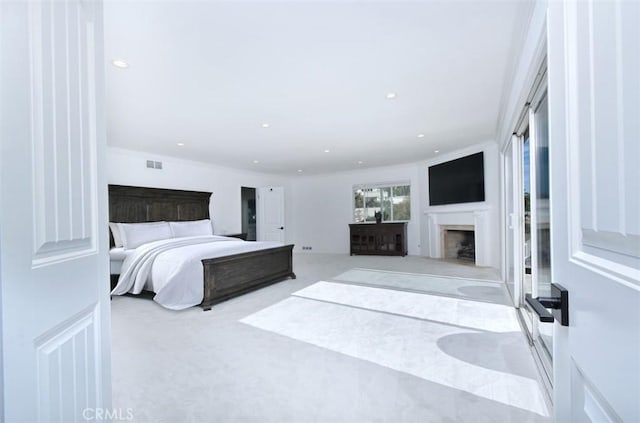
[424,206,491,267]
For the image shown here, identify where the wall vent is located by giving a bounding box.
[146,160,163,170]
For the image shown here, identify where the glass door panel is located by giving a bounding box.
[521,129,534,335]
[531,93,553,367]
[513,70,553,390]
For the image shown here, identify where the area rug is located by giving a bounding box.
[333,268,512,305]
[241,279,548,417]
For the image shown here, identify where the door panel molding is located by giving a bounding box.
[29,1,98,267]
[563,0,640,286]
[570,252,640,292]
[582,230,640,258]
[35,304,104,422]
[570,360,622,423]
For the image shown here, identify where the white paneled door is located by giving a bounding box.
[548,0,639,421]
[0,1,111,421]
[257,187,285,244]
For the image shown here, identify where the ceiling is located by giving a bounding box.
[104,1,531,175]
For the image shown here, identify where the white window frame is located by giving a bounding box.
[353,181,411,223]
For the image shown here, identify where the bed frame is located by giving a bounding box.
[108,185,295,310]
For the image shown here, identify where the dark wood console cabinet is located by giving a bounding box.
[349,223,408,256]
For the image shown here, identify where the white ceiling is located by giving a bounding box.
[104,1,530,175]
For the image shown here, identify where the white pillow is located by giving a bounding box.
[119,221,173,249]
[109,222,124,248]
[169,219,213,237]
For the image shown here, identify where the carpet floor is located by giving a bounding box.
[111,254,550,422]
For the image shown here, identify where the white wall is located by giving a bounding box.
[290,162,422,255]
[109,144,501,268]
[289,142,500,267]
[107,147,289,237]
[495,0,548,150]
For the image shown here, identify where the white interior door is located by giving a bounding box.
[548,1,639,421]
[257,187,285,243]
[0,1,111,421]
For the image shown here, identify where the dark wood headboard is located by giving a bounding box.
[108,185,212,246]
[108,185,212,223]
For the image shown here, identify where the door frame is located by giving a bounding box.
[0,0,3,400]
[241,186,257,241]
[525,80,554,391]
[0,234,3,420]
[501,60,554,402]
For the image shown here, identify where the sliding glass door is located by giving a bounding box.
[504,70,553,390]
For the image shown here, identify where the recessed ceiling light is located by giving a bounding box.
[434,150,440,154]
[324,149,330,153]
[357,161,364,165]
[417,134,425,138]
[261,123,270,128]
[253,160,260,164]
[297,169,303,173]
[177,142,185,146]
[111,59,129,68]
[386,93,397,99]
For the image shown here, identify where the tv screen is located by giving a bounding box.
[428,152,485,206]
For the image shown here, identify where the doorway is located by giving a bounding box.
[241,187,257,241]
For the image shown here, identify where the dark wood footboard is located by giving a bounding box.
[200,244,296,310]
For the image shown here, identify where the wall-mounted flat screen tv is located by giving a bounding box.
[428,152,485,206]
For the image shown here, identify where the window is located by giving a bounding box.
[353,183,411,223]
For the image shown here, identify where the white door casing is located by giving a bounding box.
[257,187,285,244]
[548,1,640,421]
[0,1,111,421]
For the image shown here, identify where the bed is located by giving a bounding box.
[109,185,295,310]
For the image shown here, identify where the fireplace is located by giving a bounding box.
[441,225,476,263]
[426,208,492,267]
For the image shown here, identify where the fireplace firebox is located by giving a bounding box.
[441,225,476,263]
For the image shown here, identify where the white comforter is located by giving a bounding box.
[112,236,282,310]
